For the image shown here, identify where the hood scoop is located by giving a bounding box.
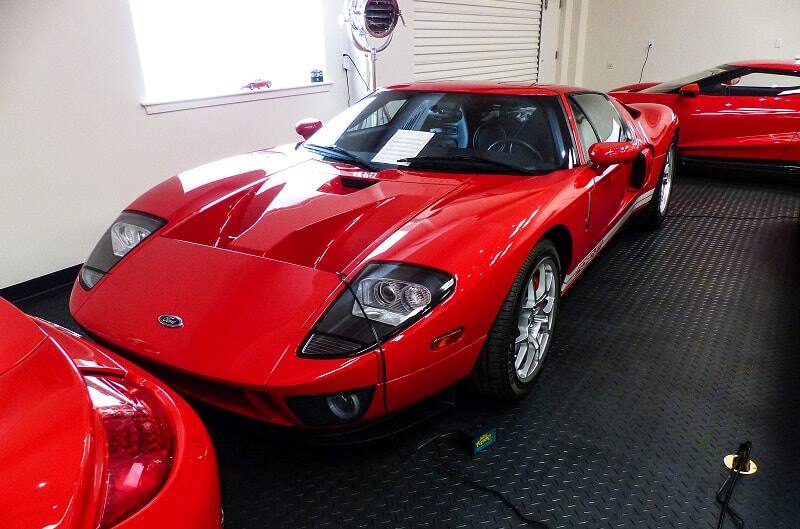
[164,162,459,273]
[317,175,379,195]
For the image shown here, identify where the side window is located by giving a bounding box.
[568,99,599,161]
[571,93,626,143]
[724,71,800,96]
[701,70,800,96]
[347,99,407,131]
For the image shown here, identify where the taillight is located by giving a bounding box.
[84,375,174,528]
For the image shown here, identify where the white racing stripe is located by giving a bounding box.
[561,189,655,291]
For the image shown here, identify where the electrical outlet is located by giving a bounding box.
[648,39,655,49]
[606,62,615,70]
[775,38,784,48]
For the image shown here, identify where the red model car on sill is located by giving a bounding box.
[241,78,272,91]
[611,59,800,174]
[70,82,677,430]
[0,298,221,529]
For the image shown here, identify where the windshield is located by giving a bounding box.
[641,65,737,93]
[304,90,571,174]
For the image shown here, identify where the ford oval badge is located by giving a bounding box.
[158,314,184,328]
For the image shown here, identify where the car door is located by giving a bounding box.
[675,69,800,162]
[568,93,633,245]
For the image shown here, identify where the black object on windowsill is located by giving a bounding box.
[311,69,324,83]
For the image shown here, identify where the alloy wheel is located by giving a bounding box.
[659,145,675,215]
[514,258,557,382]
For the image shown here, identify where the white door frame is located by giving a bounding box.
[538,0,563,84]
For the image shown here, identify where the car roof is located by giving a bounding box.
[725,59,800,72]
[384,80,586,96]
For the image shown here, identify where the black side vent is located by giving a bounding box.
[341,177,378,189]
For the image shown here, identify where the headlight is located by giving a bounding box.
[110,221,154,257]
[79,211,165,289]
[300,263,454,358]
[354,278,433,326]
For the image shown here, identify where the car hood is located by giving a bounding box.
[162,157,465,273]
[0,302,98,529]
[73,159,464,387]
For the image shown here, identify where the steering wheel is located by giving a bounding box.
[488,139,545,162]
[473,121,507,150]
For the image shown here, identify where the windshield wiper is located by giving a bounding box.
[397,155,535,175]
[304,144,376,171]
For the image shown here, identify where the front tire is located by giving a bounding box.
[640,139,677,229]
[471,240,561,400]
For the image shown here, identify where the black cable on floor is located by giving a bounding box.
[405,431,550,529]
[716,441,752,528]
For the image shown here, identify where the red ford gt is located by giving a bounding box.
[611,60,800,173]
[0,298,221,529]
[70,82,677,429]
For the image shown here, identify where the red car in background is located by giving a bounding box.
[70,82,677,430]
[612,60,800,173]
[0,298,221,529]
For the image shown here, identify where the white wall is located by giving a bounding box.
[580,0,800,91]
[5,0,797,288]
[0,0,415,288]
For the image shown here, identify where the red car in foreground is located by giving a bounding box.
[70,82,677,430]
[611,60,800,173]
[0,298,221,529]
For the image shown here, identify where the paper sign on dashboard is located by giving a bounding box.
[371,130,435,165]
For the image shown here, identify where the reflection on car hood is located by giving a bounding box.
[162,158,465,273]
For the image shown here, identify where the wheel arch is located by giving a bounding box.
[540,225,573,279]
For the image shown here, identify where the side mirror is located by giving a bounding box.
[588,141,639,167]
[295,118,322,140]
[678,83,700,97]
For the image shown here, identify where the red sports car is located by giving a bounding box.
[70,82,677,429]
[0,298,221,529]
[611,60,800,173]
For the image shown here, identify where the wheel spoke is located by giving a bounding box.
[521,339,537,374]
[523,280,536,309]
[534,269,547,302]
[515,342,528,369]
[533,314,549,325]
[537,332,548,356]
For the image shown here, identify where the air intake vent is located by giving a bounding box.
[363,0,399,39]
[340,176,377,189]
[301,333,366,357]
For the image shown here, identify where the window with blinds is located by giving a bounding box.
[413,0,543,83]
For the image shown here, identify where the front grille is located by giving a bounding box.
[301,333,365,357]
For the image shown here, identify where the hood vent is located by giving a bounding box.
[341,176,378,189]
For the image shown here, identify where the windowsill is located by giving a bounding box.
[141,82,333,114]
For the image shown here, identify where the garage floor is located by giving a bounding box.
[16,174,800,528]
